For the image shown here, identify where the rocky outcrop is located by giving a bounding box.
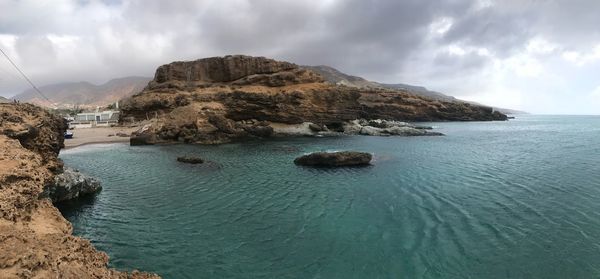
[294,151,373,167]
[343,119,443,136]
[43,167,102,203]
[121,55,507,145]
[0,103,158,278]
[177,156,204,164]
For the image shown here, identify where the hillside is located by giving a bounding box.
[0,96,9,103]
[122,55,507,145]
[13,76,151,108]
[304,65,526,115]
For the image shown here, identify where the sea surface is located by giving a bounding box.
[58,115,600,279]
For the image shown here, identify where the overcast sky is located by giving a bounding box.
[1,0,599,114]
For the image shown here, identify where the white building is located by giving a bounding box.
[70,110,120,128]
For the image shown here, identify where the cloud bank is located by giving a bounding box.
[1,0,600,114]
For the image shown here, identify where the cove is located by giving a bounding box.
[59,115,600,278]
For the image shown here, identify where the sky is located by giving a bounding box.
[1,0,599,114]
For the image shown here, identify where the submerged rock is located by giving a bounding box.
[294,151,372,167]
[44,167,102,203]
[177,156,204,164]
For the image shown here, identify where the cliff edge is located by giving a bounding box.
[121,55,507,145]
[0,103,158,278]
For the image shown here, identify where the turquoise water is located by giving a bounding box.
[59,115,600,279]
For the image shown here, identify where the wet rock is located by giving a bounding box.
[294,151,372,167]
[44,167,102,203]
[344,119,443,136]
[177,156,204,164]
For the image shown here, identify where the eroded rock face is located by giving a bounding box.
[148,55,323,90]
[43,167,102,203]
[294,151,373,167]
[122,55,507,145]
[0,103,158,278]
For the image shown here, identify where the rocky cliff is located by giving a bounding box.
[121,55,507,145]
[0,103,157,278]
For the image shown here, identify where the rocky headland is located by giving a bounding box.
[0,103,157,278]
[121,55,506,145]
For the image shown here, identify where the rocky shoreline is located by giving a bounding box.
[0,103,158,278]
[0,55,508,278]
[122,55,506,146]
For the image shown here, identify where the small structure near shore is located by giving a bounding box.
[69,110,120,129]
[294,151,372,167]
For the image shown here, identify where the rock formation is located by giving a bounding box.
[44,167,103,203]
[177,156,204,164]
[121,55,507,145]
[294,151,373,167]
[0,103,158,278]
[343,119,443,136]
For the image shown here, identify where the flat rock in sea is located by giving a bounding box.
[177,156,205,164]
[294,151,372,167]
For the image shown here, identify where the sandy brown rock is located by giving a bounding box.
[0,103,158,278]
[121,55,507,145]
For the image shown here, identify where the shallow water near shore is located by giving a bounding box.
[58,115,600,278]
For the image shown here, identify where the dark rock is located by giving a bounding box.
[294,151,372,167]
[43,167,102,203]
[177,156,204,164]
[308,123,326,132]
[130,133,156,145]
[243,124,274,137]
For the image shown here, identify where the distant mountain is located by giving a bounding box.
[13,76,151,108]
[302,65,379,89]
[0,96,10,103]
[304,65,526,115]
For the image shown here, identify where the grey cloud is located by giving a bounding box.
[1,0,600,111]
[441,7,535,57]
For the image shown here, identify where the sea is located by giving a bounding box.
[58,115,600,279]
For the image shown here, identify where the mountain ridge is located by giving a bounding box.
[303,65,527,115]
[13,76,151,108]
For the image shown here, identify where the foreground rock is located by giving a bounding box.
[177,156,204,164]
[0,103,158,278]
[44,167,102,203]
[122,55,506,145]
[294,151,373,167]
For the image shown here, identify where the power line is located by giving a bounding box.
[0,46,52,103]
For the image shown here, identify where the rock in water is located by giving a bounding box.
[44,167,102,203]
[294,151,372,167]
[177,156,204,164]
